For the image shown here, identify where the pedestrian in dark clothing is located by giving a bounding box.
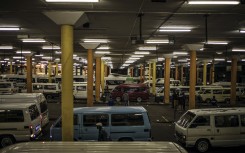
[172,90,177,108]
[96,122,109,141]
[181,92,186,110]
[122,91,129,106]
[210,96,218,107]
[108,97,114,106]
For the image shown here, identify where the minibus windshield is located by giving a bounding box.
[177,111,196,128]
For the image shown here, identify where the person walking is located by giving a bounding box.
[108,97,114,106]
[180,92,186,110]
[122,91,129,106]
[210,96,218,107]
[96,122,109,141]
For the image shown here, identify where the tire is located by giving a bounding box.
[46,95,53,100]
[195,139,210,153]
[116,97,121,102]
[205,98,211,103]
[136,97,142,103]
[0,136,15,148]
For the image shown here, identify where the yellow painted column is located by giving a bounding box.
[231,56,237,106]
[104,64,108,77]
[203,61,207,85]
[180,65,184,85]
[152,61,156,95]
[95,57,101,102]
[56,62,59,75]
[48,61,52,83]
[140,65,143,83]
[148,62,151,80]
[10,61,13,74]
[101,61,105,94]
[196,66,199,84]
[33,64,37,75]
[175,65,178,80]
[61,25,73,141]
[87,49,94,107]
[211,60,215,84]
[164,58,170,104]
[189,51,196,109]
[26,55,32,93]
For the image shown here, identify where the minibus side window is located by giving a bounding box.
[83,114,109,127]
[213,90,222,94]
[215,115,239,127]
[44,85,56,90]
[77,86,86,91]
[111,113,144,126]
[0,110,24,122]
[189,116,210,128]
[241,115,245,126]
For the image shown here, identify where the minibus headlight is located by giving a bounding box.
[182,135,186,140]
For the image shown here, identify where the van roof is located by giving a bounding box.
[189,107,245,115]
[0,102,36,109]
[116,83,148,88]
[0,93,44,98]
[74,106,147,114]
[0,142,187,153]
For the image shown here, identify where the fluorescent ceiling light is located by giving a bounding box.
[240,30,245,33]
[120,67,125,69]
[97,46,110,50]
[242,59,245,62]
[95,51,110,54]
[0,46,13,49]
[0,27,20,31]
[214,58,225,61]
[178,59,188,62]
[101,57,111,60]
[131,55,144,57]
[158,58,165,61]
[206,41,228,45]
[125,60,135,64]
[22,39,46,43]
[173,52,188,55]
[42,57,53,60]
[187,1,240,5]
[216,52,223,54]
[13,56,25,59]
[46,0,99,2]
[227,60,232,63]
[129,57,140,60]
[232,49,245,52]
[145,40,169,44]
[42,45,61,49]
[122,64,130,66]
[138,46,156,50]
[16,51,31,54]
[135,51,150,55]
[83,39,109,43]
[159,29,191,32]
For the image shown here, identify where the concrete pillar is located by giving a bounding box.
[203,61,207,85]
[189,51,196,109]
[152,60,156,95]
[175,64,179,80]
[95,56,101,102]
[10,61,13,74]
[211,60,215,84]
[148,62,151,80]
[231,56,238,106]
[101,61,105,94]
[180,65,184,85]
[164,56,171,104]
[87,49,94,107]
[140,65,144,83]
[26,55,32,93]
[61,25,74,141]
[48,61,52,83]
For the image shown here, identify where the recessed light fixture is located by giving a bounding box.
[159,26,192,32]
[239,30,245,33]
[214,58,225,61]
[83,39,109,43]
[101,57,111,60]
[131,55,144,58]
[135,51,150,54]
[145,40,169,44]
[173,52,188,55]
[35,54,44,57]
[13,56,25,59]
[125,60,136,64]
[0,46,13,49]
[216,52,223,54]
[138,46,156,50]
[187,1,240,5]
[42,46,61,49]
[46,0,99,2]
[232,48,245,52]
[0,27,20,31]
[22,39,46,43]
[129,57,140,60]
[95,51,110,54]
[206,41,228,45]
[16,51,32,54]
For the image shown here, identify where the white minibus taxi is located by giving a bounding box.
[0,103,42,148]
[31,83,61,100]
[0,141,187,153]
[0,93,49,128]
[175,107,245,152]
[50,106,152,141]
[73,82,101,100]
[197,87,231,103]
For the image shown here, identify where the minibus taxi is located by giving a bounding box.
[0,103,42,148]
[175,107,245,152]
[50,106,152,141]
[73,82,101,99]
[0,93,49,128]
[197,87,231,103]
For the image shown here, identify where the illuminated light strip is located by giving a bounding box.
[187,1,240,5]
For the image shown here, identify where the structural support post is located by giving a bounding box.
[175,64,179,80]
[164,57,171,104]
[231,56,238,106]
[203,61,207,86]
[95,56,101,102]
[211,60,215,84]
[140,65,143,83]
[152,60,156,95]
[87,49,94,107]
[189,51,196,109]
[26,55,32,93]
[101,61,105,94]
[180,65,184,85]
[61,25,74,141]
[48,61,52,83]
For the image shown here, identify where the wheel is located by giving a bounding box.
[205,98,211,103]
[0,136,15,148]
[195,139,210,153]
[46,95,53,100]
[116,97,121,102]
[136,97,142,102]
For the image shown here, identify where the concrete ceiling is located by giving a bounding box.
[0,0,245,69]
